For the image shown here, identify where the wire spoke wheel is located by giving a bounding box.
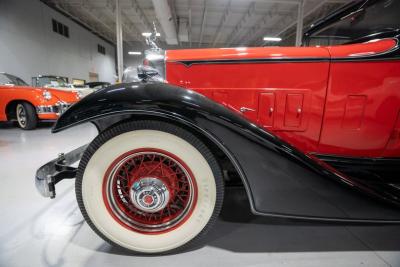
[103,150,197,233]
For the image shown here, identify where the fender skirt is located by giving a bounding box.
[53,82,400,222]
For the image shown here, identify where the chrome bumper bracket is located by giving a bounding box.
[35,144,88,198]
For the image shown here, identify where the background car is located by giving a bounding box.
[32,75,93,97]
[0,72,80,130]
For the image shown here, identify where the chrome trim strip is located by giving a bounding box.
[171,57,331,67]
[36,101,73,115]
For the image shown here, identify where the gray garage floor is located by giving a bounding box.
[0,122,400,267]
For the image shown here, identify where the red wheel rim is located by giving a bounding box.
[102,148,198,234]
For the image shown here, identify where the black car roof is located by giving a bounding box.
[303,0,379,38]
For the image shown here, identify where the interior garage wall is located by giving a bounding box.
[0,0,116,84]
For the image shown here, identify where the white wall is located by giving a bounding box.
[0,0,116,84]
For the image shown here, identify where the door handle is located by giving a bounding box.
[297,108,302,118]
[240,107,255,113]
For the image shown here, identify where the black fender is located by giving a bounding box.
[54,82,400,222]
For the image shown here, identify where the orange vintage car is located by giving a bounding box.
[0,72,80,130]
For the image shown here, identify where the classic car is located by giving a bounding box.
[0,72,80,129]
[35,0,400,254]
[32,75,93,97]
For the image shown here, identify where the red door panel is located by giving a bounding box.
[258,92,275,128]
[273,90,311,132]
[318,61,400,157]
[284,94,304,127]
[166,46,330,153]
[342,95,367,130]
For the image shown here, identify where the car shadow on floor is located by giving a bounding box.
[94,186,400,256]
[205,187,400,253]
[0,121,54,129]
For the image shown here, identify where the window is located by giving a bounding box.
[52,19,69,38]
[52,19,57,32]
[32,76,69,88]
[0,73,28,86]
[98,44,106,55]
[64,25,69,38]
[72,78,86,88]
[304,0,400,46]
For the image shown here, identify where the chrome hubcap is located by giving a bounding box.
[130,177,170,213]
[16,104,26,126]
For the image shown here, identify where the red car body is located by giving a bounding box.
[164,38,400,159]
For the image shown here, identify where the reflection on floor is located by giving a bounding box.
[0,122,399,267]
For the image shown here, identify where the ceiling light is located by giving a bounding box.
[142,32,161,37]
[128,51,142,55]
[145,54,164,61]
[263,37,282,42]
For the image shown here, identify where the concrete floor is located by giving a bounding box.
[0,122,400,267]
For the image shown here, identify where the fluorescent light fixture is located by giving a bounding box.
[145,54,164,61]
[142,32,161,37]
[263,37,282,42]
[128,51,142,55]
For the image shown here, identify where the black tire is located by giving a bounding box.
[16,102,37,130]
[76,120,224,254]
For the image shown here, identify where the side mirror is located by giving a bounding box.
[137,65,159,80]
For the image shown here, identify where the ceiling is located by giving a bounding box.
[42,0,352,50]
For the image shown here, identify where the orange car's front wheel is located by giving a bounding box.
[16,102,37,130]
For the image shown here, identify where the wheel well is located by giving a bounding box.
[93,114,245,187]
[5,100,34,121]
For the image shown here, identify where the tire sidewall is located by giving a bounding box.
[76,121,223,254]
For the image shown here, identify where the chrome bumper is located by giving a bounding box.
[35,144,87,198]
[36,101,72,115]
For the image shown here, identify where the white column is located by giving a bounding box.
[295,0,304,46]
[116,0,124,82]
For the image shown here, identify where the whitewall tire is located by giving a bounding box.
[76,120,224,254]
[16,102,37,130]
